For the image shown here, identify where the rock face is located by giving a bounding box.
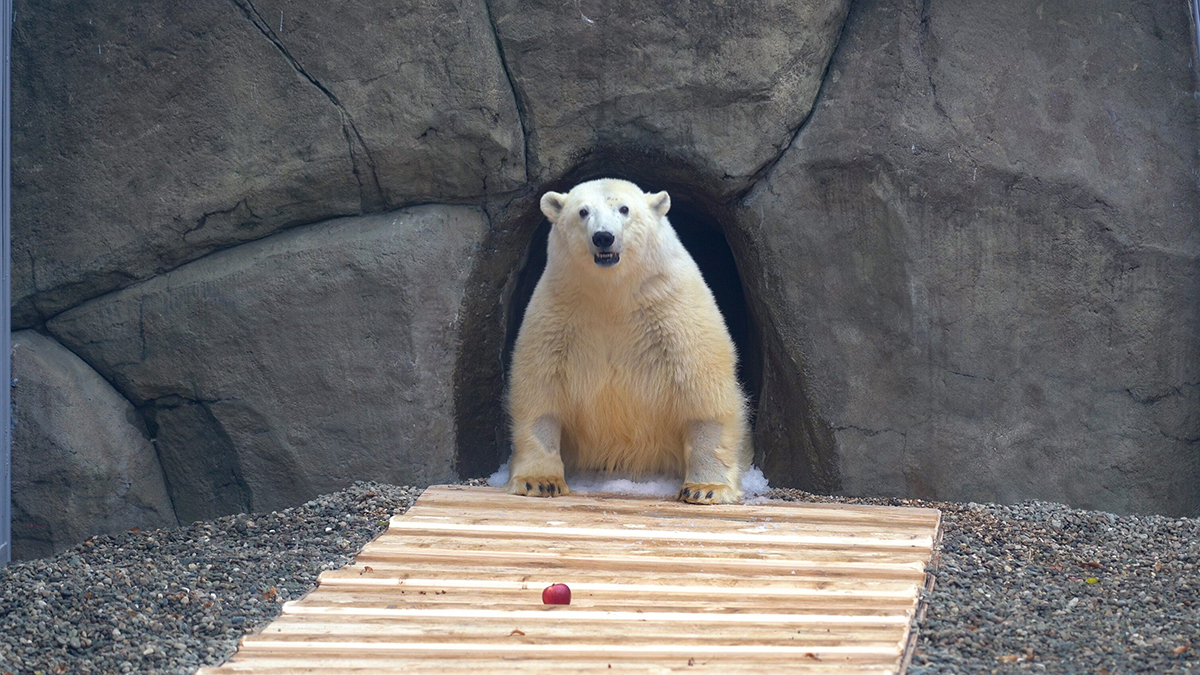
[49,206,487,515]
[11,0,522,326]
[10,331,177,559]
[489,0,850,197]
[10,0,1200,520]
[143,398,253,525]
[738,0,1200,515]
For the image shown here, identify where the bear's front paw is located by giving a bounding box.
[508,476,570,498]
[677,483,737,505]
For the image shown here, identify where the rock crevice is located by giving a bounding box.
[741,0,856,199]
[482,0,533,183]
[48,205,487,514]
[228,0,385,212]
[11,0,524,326]
[10,331,178,559]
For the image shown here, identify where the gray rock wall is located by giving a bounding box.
[49,206,486,516]
[9,0,1199,528]
[12,0,522,325]
[738,0,1200,515]
[488,0,849,197]
[11,332,177,559]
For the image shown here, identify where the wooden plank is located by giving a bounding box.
[295,586,919,613]
[198,485,939,675]
[277,605,912,626]
[316,564,920,594]
[370,531,933,564]
[386,519,934,549]
[250,629,903,649]
[316,574,921,599]
[419,486,941,525]
[234,638,902,653]
[403,489,938,533]
[246,639,904,652]
[403,503,937,538]
[352,547,928,579]
[202,655,899,675]
[259,615,906,640]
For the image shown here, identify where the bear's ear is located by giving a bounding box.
[647,191,671,218]
[540,192,567,221]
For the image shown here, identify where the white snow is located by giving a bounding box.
[486,462,771,500]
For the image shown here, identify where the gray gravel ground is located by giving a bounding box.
[0,481,1196,674]
[0,482,420,675]
[769,489,1200,675]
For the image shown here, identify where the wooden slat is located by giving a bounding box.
[316,563,919,594]
[250,629,903,649]
[205,656,899,675]
[386,519,934,549]
[315,575,920,600]
[353,547,928,578]
[370,531,932,563]
[205,658,897,675]
[262,617,903,636]
[417,486,941,525]
[236,641,904,658]
[209,653,903,675]
[403,503,936,538]
[276,605,911,625]
[198,486,939,675]
[295,585,920,613]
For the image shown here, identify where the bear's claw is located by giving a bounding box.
[508,475,570,498]
[677,483,736,505]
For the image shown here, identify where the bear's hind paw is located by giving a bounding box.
[508,475,570,498]
[677,483,737,505]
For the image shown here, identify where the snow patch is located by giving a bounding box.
[486,462,771,500]
[740,465,770,498]
[485,463,510,488]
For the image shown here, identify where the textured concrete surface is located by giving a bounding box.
[488,0,849,197]
[10,331,177,559]
[49,206,486,514]
[738,0,1200,515]
[11,0,522,326]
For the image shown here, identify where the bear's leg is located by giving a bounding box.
[507,414,570,498]
[677,420,740,504]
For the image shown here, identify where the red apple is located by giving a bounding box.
[541,583,571,605]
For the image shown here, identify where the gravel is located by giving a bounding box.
[769,489,1200,674]
[0,481,420,675]
[1,481,1196,674]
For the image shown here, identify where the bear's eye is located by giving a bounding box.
[579,208,589,219]
[619,206,629,215]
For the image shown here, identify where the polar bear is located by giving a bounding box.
[506,178,750,504]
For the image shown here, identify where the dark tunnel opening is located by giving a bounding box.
[454,150,840,494]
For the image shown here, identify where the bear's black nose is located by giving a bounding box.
[592,231,615,248]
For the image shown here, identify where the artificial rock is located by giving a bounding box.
[50,206,487,514]
[10,331,177,558]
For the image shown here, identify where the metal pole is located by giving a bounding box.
[1195,0,1200,63]
[1,0,11,564]
[1194,1,1200,86]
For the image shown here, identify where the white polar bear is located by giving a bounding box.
[506,178,750,504]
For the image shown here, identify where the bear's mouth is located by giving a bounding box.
[594,252,620,267]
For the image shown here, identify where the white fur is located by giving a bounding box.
[507,178,751,503]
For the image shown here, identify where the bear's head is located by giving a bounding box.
[540,178,671,275]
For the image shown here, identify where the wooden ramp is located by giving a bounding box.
[199,485,941,674]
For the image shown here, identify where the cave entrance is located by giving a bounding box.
[454,158,839,493]
[453,169,762,482]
